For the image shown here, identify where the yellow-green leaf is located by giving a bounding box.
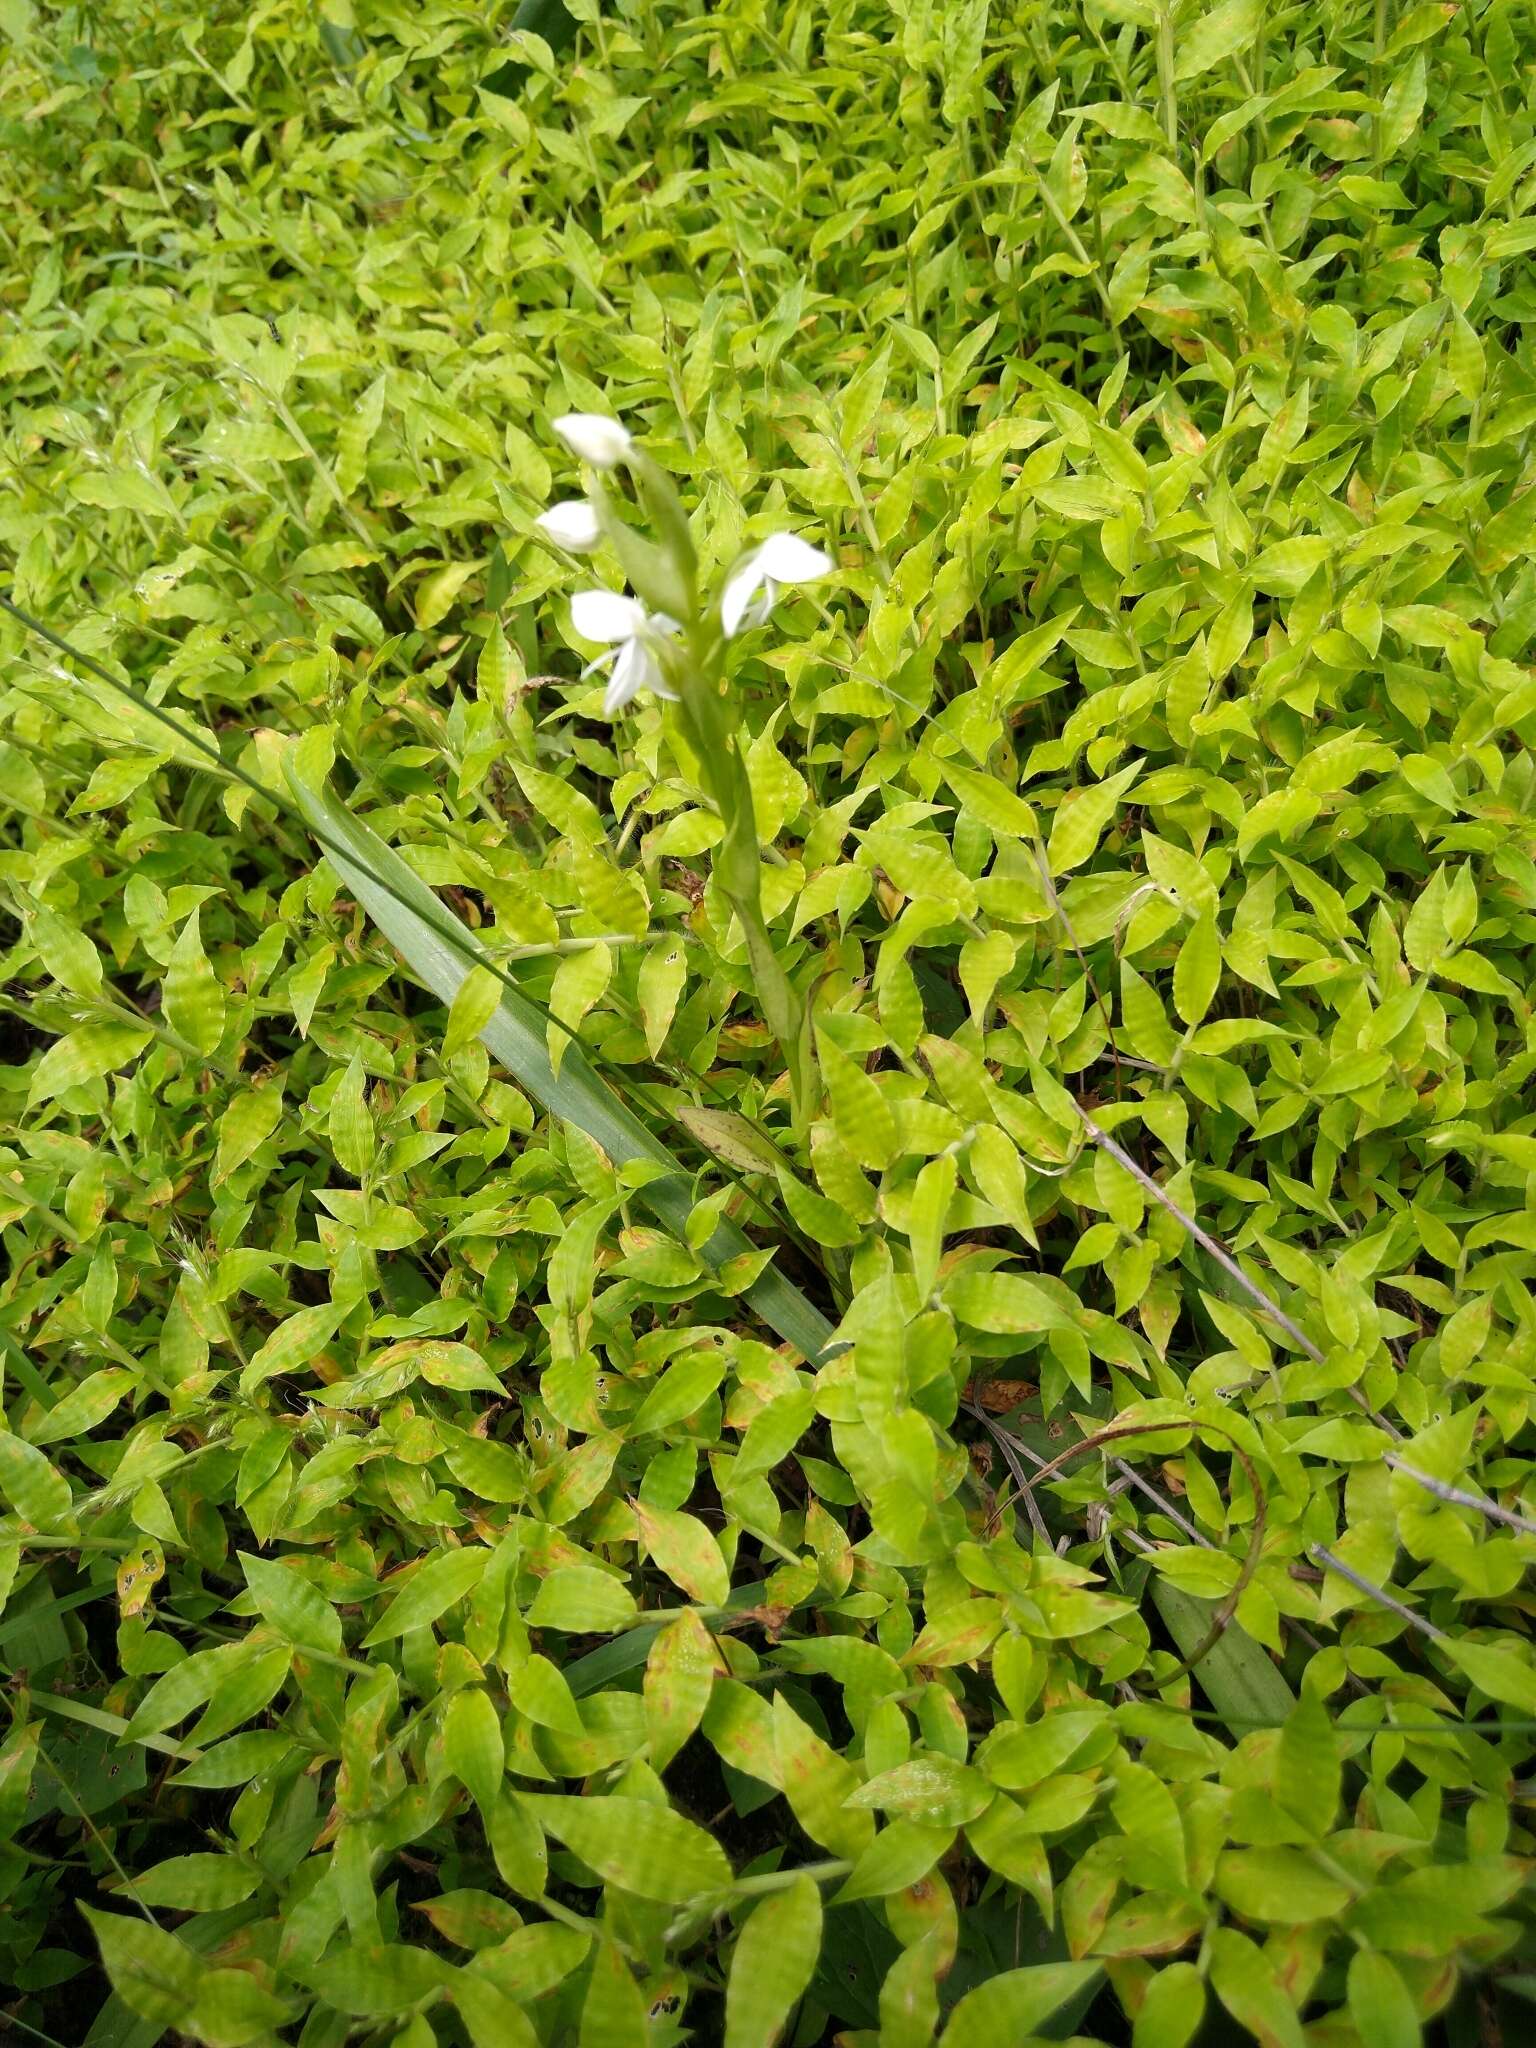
[724,1873,823,2048]
[163,907,226,1057]
[520,1792,733,1903]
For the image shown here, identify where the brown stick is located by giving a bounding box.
[1310,1543,1443,1640]
[1383,1457,1536,1541]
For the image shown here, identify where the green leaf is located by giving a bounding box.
[213,1080,286,1185]
[1248,536,1331,594]
[1379,51,1427,155]
[190,1968,293,2046]
[0,1431,72,1528]
[163,907,226,1057]
[121,1853,261,1911]
[880,1927,946,2048]
[1150,1584,1294,1727]
[1274,1689,1339,1837]
[1347,1949,1420,2048]
[724,1872,823,2048]
[238,1304,342,1397]
[631,1351,728,1434]
[520,1792,733,1902]
[945,1271,1072,1333]
[1173,0,1261,78]
[1172,908,1221,1027]
[285,746,835,1365]
[416,1887,521,1952]
[943,760,1039,839]
[847,1757,994,1827]
[510,1651,585,1737]
[940,1962,1103,2043]
[238,1551,342,1654]
[0,1722,41,1840]
[1441,1637,1536,1712]
[362,1547,489,1645]
[818,1034,899,1170]
[82,1908,201,2028]
[308,1942,454,2016]
[444,1688,506,1811]
[1214,1846,1351,1923]
[579,1936,650,2046]
[27,1021,152,1105]
[1132,1961,1205,2048]
[1046,762,1141,875]
[835,1820,955,1903]
[638,939,687,1057]
[525,1565,638,1633]
[170,1730,294,1790]
[773,1694,874,1859]
[1207,1928,1304,2048]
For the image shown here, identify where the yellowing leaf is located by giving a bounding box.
[636,1501,731,1607]
[772,1694,874,1858]
[415,560,476,628]
[638,939,687,1057]
[645,1610,721,1770]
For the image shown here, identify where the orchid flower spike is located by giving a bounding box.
[537,499,602,552]
[553,413,633,469]
[570,589,680,716]
[720,531,832,637]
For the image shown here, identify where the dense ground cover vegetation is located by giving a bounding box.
[4,0,1536,2040]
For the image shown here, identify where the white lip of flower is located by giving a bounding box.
[537,499,602,552]
[720,531,832,637]
[570,589,681,716]
[552,413,633,469]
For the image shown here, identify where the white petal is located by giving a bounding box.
[743,581,778,632]
[553,413,633,468]
[537,499,602,551]
[754,531,832,584]
[720,555,767,638]
[603,636,652,716]
[641,630,680,698]
[571,589,647,644]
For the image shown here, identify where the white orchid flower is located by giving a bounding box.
[537,499,602,552]
[570,589,680,716]
[720,531,832,637]
[553,413,633,469]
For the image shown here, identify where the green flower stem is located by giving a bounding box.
[724,1859,853,1898]
[675,626,814,1135]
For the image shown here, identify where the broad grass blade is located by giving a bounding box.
[285,754,836,1366]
